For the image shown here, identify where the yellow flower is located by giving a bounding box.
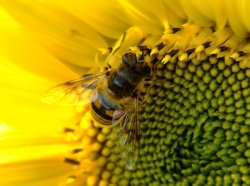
[1,0,250,186]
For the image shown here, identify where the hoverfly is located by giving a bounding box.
[42,31,156,170]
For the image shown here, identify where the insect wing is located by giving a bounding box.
[112,98,140,170]
[42,73,105,105]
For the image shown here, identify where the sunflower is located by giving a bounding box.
[1,0,250,186]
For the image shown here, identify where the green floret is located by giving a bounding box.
[65,28,250,186]
[131,48,250,185]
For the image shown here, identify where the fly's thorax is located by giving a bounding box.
[107,60,151,98]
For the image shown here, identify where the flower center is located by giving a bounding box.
[64,24,250,186]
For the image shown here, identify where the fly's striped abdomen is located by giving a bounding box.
[90,88,121,126]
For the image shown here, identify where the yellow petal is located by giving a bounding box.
[237,0,250,34]
[164,0,187,19]
[0,58,78,133]
[211,0,227,30]
[0,158,74,186]
[179,0,214,27]
[118,0,164,34]
[50,0,130,39]
[0,0,108,68]
[162,0,187,26]
[0,6,79,134]
[225,0,248,38]
[186,0,227,30]
[0,7,79,185]
[0,126,76,164]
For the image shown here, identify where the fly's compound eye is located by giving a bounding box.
[122,52,137,67]
[135,62,151,76]
[137,55,144,63]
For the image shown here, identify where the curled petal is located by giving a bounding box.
[0,0,108,68]
[50,0,130,39]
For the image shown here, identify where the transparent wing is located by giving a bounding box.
[112,97,140,170]
[42,72,106,105]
